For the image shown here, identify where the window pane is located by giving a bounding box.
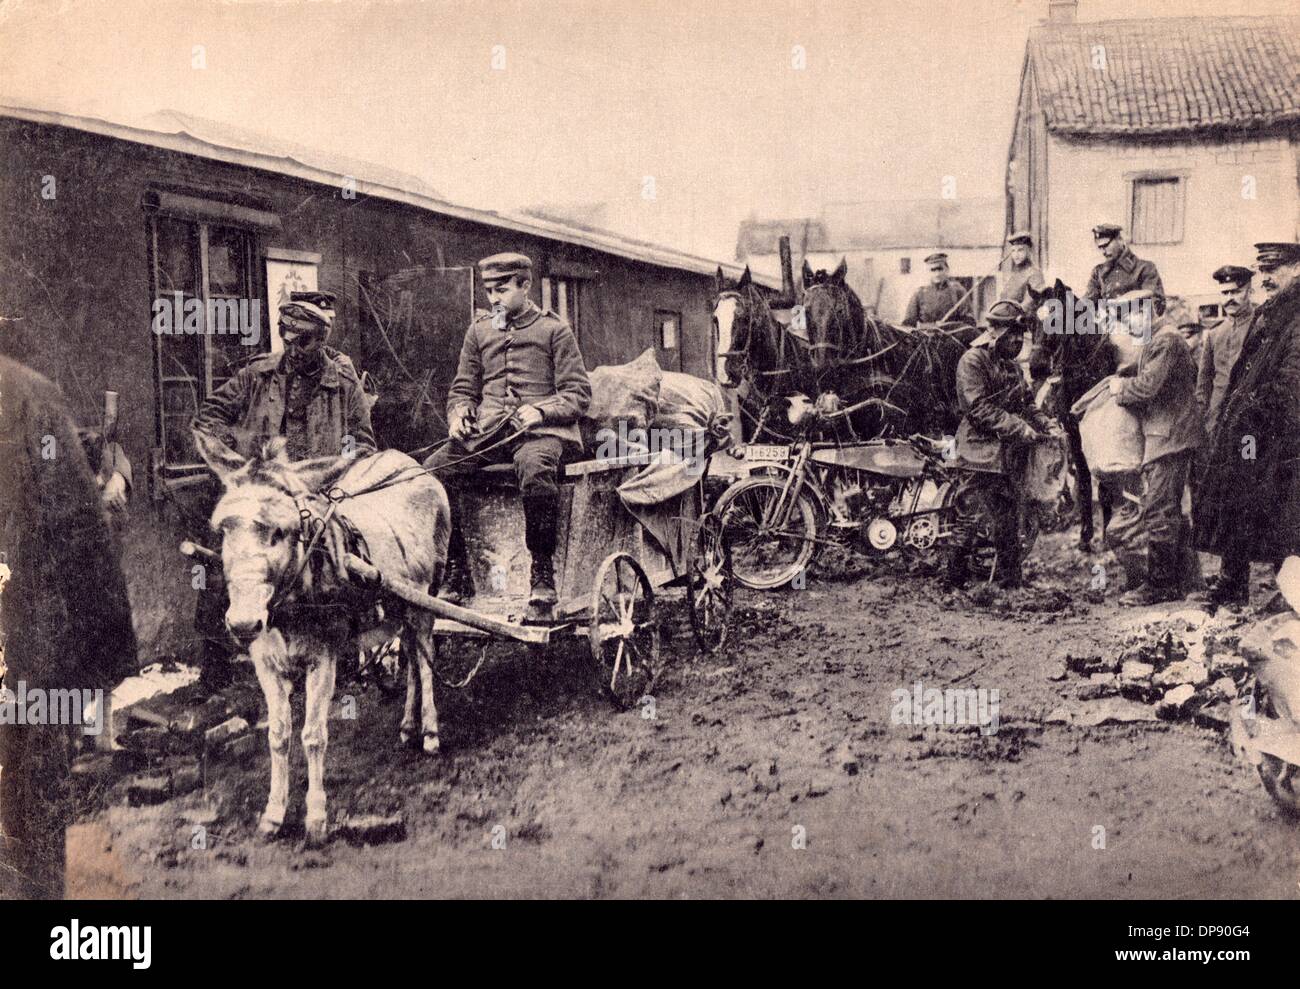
[207,226,248,296]
[154,217,197,295]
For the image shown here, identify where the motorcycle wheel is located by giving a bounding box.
[714,475,820,590]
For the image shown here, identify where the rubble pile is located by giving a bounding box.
[1046,609,1253,729]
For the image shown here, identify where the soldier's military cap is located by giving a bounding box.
[1212,265,1254,289]
[923,252,949,267]
[1254,242,1300,272]
[1092,223,1122,241]
[280,290,337,330]
[478,252,533,283]
[1007,230,1034,246]
[971,300,1028,347]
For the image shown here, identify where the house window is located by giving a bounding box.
[899,257,911,275]
[149,215,260,466]
[1130,176,1185,245]
[541,276,582,338]
[655,310,680,350]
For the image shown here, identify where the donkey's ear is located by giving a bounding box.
[293,454,356,495]
[832,257,848,283]
[260,436,290,464]
[193,428,246,485]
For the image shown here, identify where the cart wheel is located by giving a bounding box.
[589,552,659,709]
[687,513,733,655]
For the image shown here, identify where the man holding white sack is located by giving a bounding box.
[1107,290,1204,605]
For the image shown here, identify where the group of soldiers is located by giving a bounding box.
[942,221,1300,610]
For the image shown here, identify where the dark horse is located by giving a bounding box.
[712,265,820,438]
[799,258,967,439]
[1025,278,1117,550]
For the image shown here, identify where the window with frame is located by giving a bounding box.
[149,215,261,467]
[655,310,680,350]
[541,275,582,339]
[1129,176,1185,245]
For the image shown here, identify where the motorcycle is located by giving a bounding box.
[712,394,1041,590]
[1231,556,1300,816]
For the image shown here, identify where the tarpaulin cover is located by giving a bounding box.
[581,347,662,448]
[1071,376,1144,477]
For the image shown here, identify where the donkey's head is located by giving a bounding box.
[195,431,355,647]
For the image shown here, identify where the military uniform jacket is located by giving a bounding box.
[1113,326,1204,466]
[902,280,969,327]
[193,349,376,461]
[998,261,1046,307]
[955,344,1051,473]
[447,301,592,449]
[1195,303,1254,438]
[1084,247,1166,314]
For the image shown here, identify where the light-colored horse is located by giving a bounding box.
[194,431,449,845]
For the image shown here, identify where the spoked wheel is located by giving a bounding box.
[687,513,734,655]
[713,475,819,590]
[589,552,659,709]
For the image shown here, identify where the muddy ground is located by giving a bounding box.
[67,532,1300,899]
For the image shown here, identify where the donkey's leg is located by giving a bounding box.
[250,651,292,838]
[407,613,440,755]
[302,649,337,846]
[400,631,421,748]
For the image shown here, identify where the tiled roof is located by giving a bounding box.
[1027,15,1300,136]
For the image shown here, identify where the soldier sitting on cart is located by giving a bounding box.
[426,252,592,622]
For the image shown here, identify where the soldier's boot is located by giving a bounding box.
[438,490,475,606]
[523,494,559,624]
[1120,541,1182,606]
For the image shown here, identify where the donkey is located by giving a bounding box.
[1025,278,1117,550]
[194,431,449,844]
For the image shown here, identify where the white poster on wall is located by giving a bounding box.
[265,249,321,352]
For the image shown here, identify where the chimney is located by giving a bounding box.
[1048,0,1078,23]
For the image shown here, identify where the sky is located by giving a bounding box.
[1,0,1294,259]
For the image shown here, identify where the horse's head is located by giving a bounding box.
[713,265,768,388]
[800,257,861,369]
[194,430,355,647]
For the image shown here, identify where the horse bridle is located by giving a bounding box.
[800,282,849,359]
[714,290,753,383]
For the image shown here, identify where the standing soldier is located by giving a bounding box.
[1195,243,1300,609]
[902,253,970,327]
[191,289,374,689]
[1109,291,1204,605]
[1196,265,1255,440]
[425,253,591,622]
[948,300,1053,589]
[999,231,1046,307]
[1084,223,1166,317]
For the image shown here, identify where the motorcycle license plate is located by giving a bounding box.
[745,444,790,462]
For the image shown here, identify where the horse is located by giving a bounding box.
[712,264,818,437]
[194,431,449,845]
[799,258,967,439]
[1025,278,1117,550]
